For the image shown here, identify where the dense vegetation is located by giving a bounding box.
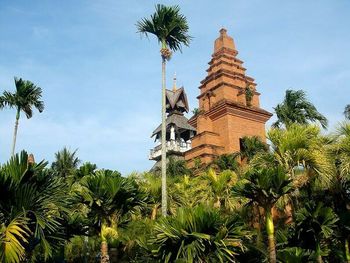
[1,81,350,263]
[0,5,349,261]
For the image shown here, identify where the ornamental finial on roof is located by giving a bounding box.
[172,72,177,92]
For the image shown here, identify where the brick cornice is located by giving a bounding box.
[193,130,220,138]
[200,68,255,87]
[185,143,224,155]
[205,99,273,123]
[197,81,260,99]
[207,59,247,73]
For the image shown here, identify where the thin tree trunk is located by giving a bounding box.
[101,241,109,263]
[345,238,350,263]
[11,109,20,156]
[151,204,159,220]
[266,207,276,263]
[161,54,167,217]
[316,243,323,263]
[101,222,110,263]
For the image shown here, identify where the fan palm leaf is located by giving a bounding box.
[0,217,30,263]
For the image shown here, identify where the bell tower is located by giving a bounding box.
[185,29,272,166]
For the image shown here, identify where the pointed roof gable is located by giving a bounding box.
[165,87,189,113]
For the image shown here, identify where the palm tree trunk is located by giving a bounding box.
[101,241,109,263]
[100,222,110,263]
[151,204,159,220]
[266,207,276,263]
[161,51,167,217]
[316,243,323,263]
[345,238,350,263]
[11,108,20,156]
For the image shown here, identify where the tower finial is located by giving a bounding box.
[172,72,177,92]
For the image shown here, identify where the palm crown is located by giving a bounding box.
[2,77,44,118]
[136,4,191,58]
[1,77,44,156]
[273,89,327,128]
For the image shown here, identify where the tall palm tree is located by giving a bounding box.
[0,77,44,156]
[273,89,327,128]
[136,4,191,216]
[232,166,294,263]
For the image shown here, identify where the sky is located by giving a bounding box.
[0,0,349,174]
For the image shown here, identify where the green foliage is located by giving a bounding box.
[233,166,293,208]
[149,205,250,262]
[213,153,240,172]
[273,89,328,128]
[294,201,338,258]
[240,136,268,162]
[0,151,70,262]
[277,247,313,263]
[51,147,80,178]
[0,217,30,263]
[245,85,254,107]
[167,157,191,177]
[205,169,239,211]
[252,124,333,188]
[64,235,100,262]
[136,4,191,54]
[344,104,350,120]
[0,77,44,119]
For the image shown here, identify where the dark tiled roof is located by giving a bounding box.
[166,87,189,113]
[152,113,196,137]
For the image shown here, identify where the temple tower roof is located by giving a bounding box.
[214,28,236,52]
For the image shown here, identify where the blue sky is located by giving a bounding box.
[0,0,349,174]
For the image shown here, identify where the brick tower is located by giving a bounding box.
[184,28,272,166]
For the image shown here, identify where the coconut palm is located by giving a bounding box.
[0,77,44,156]
[137,4,191,216]
[273,89,327,128]
[150,205,250,262]
[232,166,294,263]
[51,147,80,178]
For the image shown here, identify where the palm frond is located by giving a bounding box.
[136,4,191,52]
[0,217,30,263]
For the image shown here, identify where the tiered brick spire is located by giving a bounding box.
[184,28,272,166]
